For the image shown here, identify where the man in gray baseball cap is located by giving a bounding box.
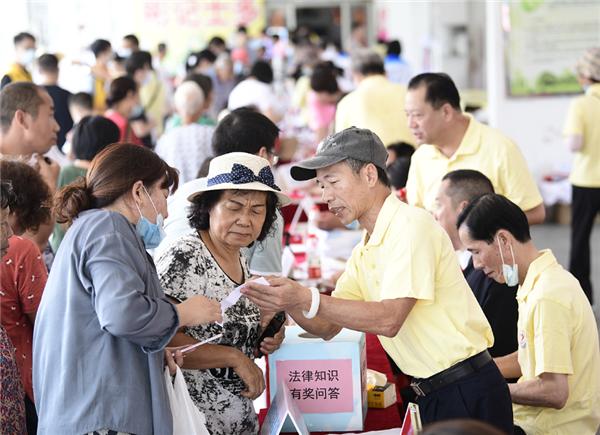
[243,126,513,432]
[290,126,389,181]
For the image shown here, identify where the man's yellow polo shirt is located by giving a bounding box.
[563,83,600,187]
[335,75,414,147]
[513,250,600,434]
[406,114,542,213]
[332,194,493,378]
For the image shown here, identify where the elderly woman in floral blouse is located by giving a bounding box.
[156,152,290,435]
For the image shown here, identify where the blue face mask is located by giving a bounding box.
[497,236,519,287]
[135,186,165,249]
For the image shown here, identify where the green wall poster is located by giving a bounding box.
[504,0,600,97]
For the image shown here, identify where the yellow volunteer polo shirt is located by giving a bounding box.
[140,73,167,137]
[563,83,600,187]
[406,114,542,213]
[332,194,493,378]
[335,75,414,147]
[3,63,32,85]
[92,76,107,112]
[513,250,600,434]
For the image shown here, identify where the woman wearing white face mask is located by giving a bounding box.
[457,193,600,435]
[33,143,223,435]
[104,76,145,147]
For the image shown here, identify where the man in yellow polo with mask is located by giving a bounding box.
[458,194,600,434]
[1,32,36,90]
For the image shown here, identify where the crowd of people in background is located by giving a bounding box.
[0,23,599,435]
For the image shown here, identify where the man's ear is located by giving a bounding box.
[495,229,512,246]
[441,103,454,121]
[13,109,29,130]
[456,199,469,215]
[363,163,379,187]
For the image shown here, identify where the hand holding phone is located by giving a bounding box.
[255,311,286,358]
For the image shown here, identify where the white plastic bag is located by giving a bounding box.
[164,367,210,435]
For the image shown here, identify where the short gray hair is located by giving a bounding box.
[345,158,390,187]
[350,49,385,76]
[173,81,205,118]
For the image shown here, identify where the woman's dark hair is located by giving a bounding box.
[408,72,461,111]
[212,107,279,156]
[105,76,137,107]
[72,116,121,161]
[0,180,16,210]
[456,193,531,244]
[90,39,111,58]
[310,62,339,94]
[250,61,273,84]
[55,143,179,226]
[188,189,278,242]
[0,160,52,233]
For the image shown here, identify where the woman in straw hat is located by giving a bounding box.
[156,152,290,435]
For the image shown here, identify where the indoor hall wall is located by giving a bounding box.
[486,2,574,180]
[375,0,486,90]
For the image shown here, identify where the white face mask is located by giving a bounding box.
[117,47,132,58]
[497,235,519,287]
[18,48,36,66]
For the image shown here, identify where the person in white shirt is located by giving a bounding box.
[227,61,284,122]
[155,81,214,183]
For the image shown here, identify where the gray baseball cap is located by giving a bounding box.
[290,127,388,181]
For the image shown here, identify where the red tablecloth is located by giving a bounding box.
[259,333,407,433]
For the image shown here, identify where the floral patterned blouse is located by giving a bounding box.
[0,324,26,434]
[156,233,262,435]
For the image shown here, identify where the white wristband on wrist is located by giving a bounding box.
[302,287,320,319]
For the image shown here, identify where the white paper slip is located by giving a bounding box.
[178,334,223,354]
[218,277,271,325]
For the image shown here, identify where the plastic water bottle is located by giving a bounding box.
[304,205,322,285]
[306,234,322,281]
